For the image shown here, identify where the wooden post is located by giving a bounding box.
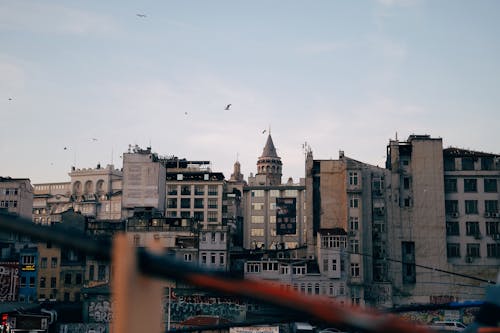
[111,233,163,333]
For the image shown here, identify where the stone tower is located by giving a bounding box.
[256,134,282,185]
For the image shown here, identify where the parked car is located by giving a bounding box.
[428,320,467,331]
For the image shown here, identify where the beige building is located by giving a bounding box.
[385,135,499,304]
[442,147,500,299]
[243,134,306,250]
[0,177,33,219]
[305,149,388,306]
[122,145,165,217]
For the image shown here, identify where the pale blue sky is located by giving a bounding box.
[1,1,499,184]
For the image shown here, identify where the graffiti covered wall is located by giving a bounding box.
[0,262,19,301]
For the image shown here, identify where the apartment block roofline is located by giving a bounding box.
[443,147,499,157]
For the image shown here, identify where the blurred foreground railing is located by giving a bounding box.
[1,213,498,333]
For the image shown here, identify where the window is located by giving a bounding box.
[350,263,360,277]
[464,179,477,192]
[251,203,264,210]
[270,190,280,197]
[350,198,359,208]
[220,233,225,242]
[251,215,264,224]
[323,259,328,272]
[176,174,183,181]
[444,158,455,171]
[350,239,359,253]
[50,277,57,288]
[208,185,218,196]
[349,217,359,230]
[251,228,264,237]
[194,185,204,195]
[404,198,411,207]
[220,254,225,265]
[331,259,337,271]
[64,273,72,285]
[403,177,410,190]
[466,222,480,236]
[193,211,204,221]
[201,253,207,264]
[484,179,498,193]
[465,200,478,214]
[20,276,26,288]
[184,253,192,262]
[207,211,218,223]
[461,157,475,171]
[466,244,480,258]
[211,233,216,243]
[167,185,177,195]
[247,263,260,273]
[485,200,498,214]
[21,255,35,265]
[251,190,264,197]
[180,198,190,209]
[486,222,499,236]
[89,265,95,280]
[51,257,58,268]
[75,273,82,285]
[167,198,177,209]
[487,244,500,258]
[64,292,70,302]
[208,198,218,209]
[98,265,106,280]
[481,157,494,170]
[292,266,306,275]
[445,179,457,193]
[445,200,459,214]
[349,172,358,186]
[446,222,460,236]
[29,276,35,288]
[211,254,216,264]
[40,277,46,288]
[321,235,347,249]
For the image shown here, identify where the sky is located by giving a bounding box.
[1,0,499,185]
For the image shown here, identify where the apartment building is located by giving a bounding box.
[122,145,165,217]
[243,134,306,251]
[0,177,33,219]
[305,148,388,306]
[442,147,500,296]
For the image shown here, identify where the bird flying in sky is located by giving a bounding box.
[136,14,147,18]
[262,130,266,134]
[91,138,98,142]
[225,104,231,110]
[8,98,12,101]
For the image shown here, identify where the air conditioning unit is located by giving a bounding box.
[465,256,473,263]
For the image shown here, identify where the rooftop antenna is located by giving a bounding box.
[395,132,398,140]
[236,152,239,162]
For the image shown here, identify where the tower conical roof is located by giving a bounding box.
[260,134,279,158]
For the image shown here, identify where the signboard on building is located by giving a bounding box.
[230,326,279,333]
[276,197,296,235]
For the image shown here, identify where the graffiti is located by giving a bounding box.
[0,263,19,301]
[88,300,112,323]
[163,295,246,322]
[59,323,107,333]
[430,295,455,304]
[399,308,478,325]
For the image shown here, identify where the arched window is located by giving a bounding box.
[84,180,93,194]
[73,181,82,195]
